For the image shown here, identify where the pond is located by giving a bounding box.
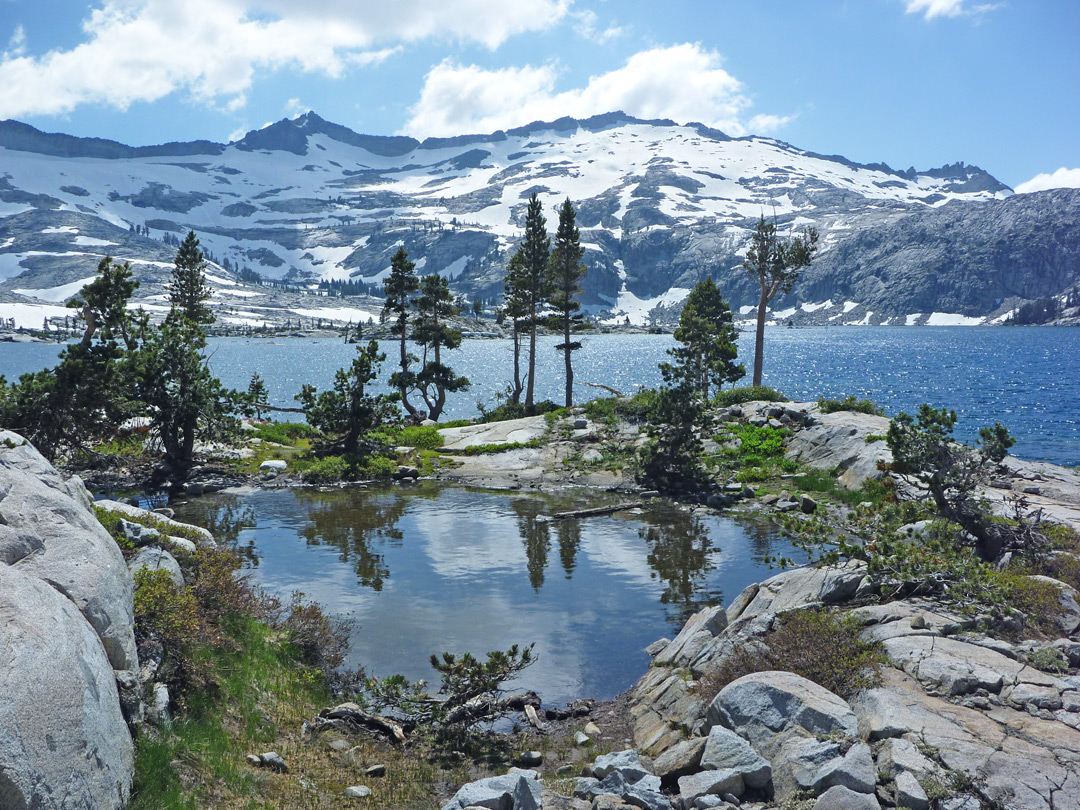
[172,483,805,706]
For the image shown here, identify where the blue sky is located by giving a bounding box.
[1,0,1077,191]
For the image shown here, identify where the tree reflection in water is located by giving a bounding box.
[171,493,261,566]
[512,498,551,591]
[638,505,719,624]
[294,488,411,591]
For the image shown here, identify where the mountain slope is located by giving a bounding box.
[1,111,1071,328]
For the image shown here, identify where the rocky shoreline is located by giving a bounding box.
[4,398,1080,809]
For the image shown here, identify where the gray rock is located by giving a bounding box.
[365,764,387,777]
[0,439,137,671]
[147,682,171,726]
[393,465,420,480]
[1028,576,1080,635]
[645,638,671,657]
[677,770,743,804]
[260,459,287,470]
[114,669,144,726]
[591,751,648,781]
[576,731,592,746]
[584,721,603,737]
[707,493,734,509]
[700,725,771,790]
[166,535,198,554]
[875,739,935,779]
[118,517,161,546]
[776,500,800,512]
[800,494,818,514]
[654,606,727,667]
[705,671,859,759]
[652,736,706,778]
[95,499,215,545]
[258,752,288,772]
[572,777,601,799]
[344,785,372,799]
[0,564,133,810]
[812,785,881,810]
[893,771,929,810]
[441,770,542,810]
[784,410,892,490]
[129,546,185,588]
[520,751,543,766]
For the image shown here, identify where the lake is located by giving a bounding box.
[3,326,1077,465]
[171,483,804,705]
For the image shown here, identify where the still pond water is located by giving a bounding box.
[5,326,1077,701]
[172,484,805,705]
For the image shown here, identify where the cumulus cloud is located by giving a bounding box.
[1014,168,1080,195]
[402,43,791,138]
[904,0,1000,20]
[0,0,570,118]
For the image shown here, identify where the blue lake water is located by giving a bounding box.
[172,484,803,705]
[4,326,1077,465]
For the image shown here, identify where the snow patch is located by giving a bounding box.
[0,302,78,328]
[73,236,116,247]
[842,301,860,313]
[925,312,984,326]
[800,300,833,312]
[601,285,691,326]
[41,226,78,234]
[13,275,97,302]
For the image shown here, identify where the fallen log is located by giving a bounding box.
[551,502,644,521]
[585,381,626,398]
[320,702,408,745]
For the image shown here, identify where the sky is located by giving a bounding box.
[0,0,1077,193]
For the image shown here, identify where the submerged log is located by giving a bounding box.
[551,502,644,521]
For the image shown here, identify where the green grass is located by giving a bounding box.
[395,425,444,450]
[791,468,890,508]
[583,389,660,424]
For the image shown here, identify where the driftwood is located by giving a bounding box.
[551,502,643,521]
[585,381,626,398]
[319,702,408,745]
[524,703,546,731]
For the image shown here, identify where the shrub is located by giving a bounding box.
[818,395,884,416]
[133,568,200,650]
[300,455,352,483]
[734,424,787,458]
[479,400,562,423]
[1027,647,1069,674]
[252,421,315,445]
[994,570,1063,636]
[282,591,350,674]
[396,425,443,449]
[697,609,885,700]
[584,389,661,423]
[714,385,787,407]
[361,455,399,478]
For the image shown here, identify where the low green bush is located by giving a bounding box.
[734,424,788,458]
[584,389,660,423]
[479,400,562,423]
[817,395,884,416]
[252,421,315,445]
[300,455,352,483]
[395,425,443,450]
[713,386,787,407]
[697,608,886,700]
[133,568,201,650]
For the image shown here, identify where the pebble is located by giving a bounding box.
[365,764,387,777]
[519,750,543,766]
[575,731,591,746]
[344,785,372,799]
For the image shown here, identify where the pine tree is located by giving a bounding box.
[382,248,420,418]
[168,231,214,325]
[414,273,470,421]
[502,250,530,405]
[546,198,586,408]
[743,216,817,386]
[661,278,744,398]
[520,193,550,410]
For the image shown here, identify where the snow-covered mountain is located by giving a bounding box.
[1,110,1073,329]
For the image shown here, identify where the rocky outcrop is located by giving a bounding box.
[625,548,1080,810]
[0,431,136,810]
[0,565,133,810]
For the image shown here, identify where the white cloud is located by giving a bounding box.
[402,43,791,138]
[284,98,308,118]
[1014,168,1080,195]
[904,0,1000,20]
[4,25,26,59]
[0,0,571,118]
[573,9,624,44]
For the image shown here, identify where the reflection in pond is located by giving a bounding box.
[173,483,805,704]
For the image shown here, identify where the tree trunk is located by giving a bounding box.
[563,317,573,408]
[398,329,417,417]
[510,320,523,405]
[752,290,769,387]
[525,315,537,410]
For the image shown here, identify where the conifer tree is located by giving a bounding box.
[520,193,550,410]
[168,231,214,325]
[742,216,818,386]
[382,248,420,418]
[414,273,470,421]
[502,250,530,405]
[546,198,586,408]
[661,278,744,398]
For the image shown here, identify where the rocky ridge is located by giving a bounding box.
[3,112,1073,329]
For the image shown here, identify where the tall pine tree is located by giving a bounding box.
[520,193,550,410]
[502,250,530,405]
[382,247,420,418]
[168,231,214,325]
[547,198,586,408]
[415,273,470,421]
[660,278,744,399]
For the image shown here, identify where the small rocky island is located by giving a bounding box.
[3,395,1080,810]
